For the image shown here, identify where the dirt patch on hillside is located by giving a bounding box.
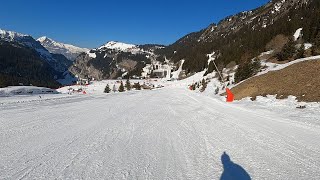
[230,60,320,102]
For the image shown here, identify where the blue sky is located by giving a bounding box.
[0,0,270,48]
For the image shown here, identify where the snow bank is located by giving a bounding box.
[0,86,58,97]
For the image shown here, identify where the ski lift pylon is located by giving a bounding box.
[212,58,234,102]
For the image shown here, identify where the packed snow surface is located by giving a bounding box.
[1,82,320,179]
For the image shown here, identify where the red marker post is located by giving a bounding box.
[226,88,234,102]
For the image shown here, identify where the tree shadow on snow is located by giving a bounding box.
[220,151,251,180]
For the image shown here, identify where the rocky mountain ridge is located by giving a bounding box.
[37,36,89,61]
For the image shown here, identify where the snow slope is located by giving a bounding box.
[98,41,137,51]
[1,86,320,179]
[171,60,185,79]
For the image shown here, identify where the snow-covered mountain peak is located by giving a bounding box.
[0,29,30,41]
[37,36,89,61]
[0,29,53,60]
[37,36,53,43]
[99,41,137,51]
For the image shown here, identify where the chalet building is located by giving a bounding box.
[142,61,175,79]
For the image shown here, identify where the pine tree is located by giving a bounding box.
[133,82,141,90]
[191,83,196,90]
[297,44,305,59]
[104,84,110,93]
[118,81,125,92]
[312,31,320,55]
[277,37,296,61]
[125,79,131,90]
[234,60,261,83]
[314,31,320,48]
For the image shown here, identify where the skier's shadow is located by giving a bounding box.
[220,151,251,180]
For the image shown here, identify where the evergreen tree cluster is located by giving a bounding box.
[189,78,208,92]
[277,37,297,61]
[200,78,207,92]
[297,44,305,59]
[234,59,261,83]
[125,79,131,90]
[118,81,125,92]
[133,82,141,90]
[105,80,142,94]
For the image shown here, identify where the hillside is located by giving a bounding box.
[156,0,320,75]
[0,41,61,88]
[0,29,77,87]
[230,58,320,102]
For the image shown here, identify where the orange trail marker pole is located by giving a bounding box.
[226,88,234,102]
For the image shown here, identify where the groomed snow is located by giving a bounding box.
[1,80,320,179]
[1,54,320,179]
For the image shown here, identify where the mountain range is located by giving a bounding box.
[0,29,88,87]
[69,41,166,80]
[1,0,320,89]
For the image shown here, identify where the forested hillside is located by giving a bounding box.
[156,0,320,76]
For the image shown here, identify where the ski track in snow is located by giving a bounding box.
[0,88,320,179]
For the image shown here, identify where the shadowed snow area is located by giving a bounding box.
[1,87,320,179]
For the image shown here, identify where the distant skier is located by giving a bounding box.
[39,95,42,99]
